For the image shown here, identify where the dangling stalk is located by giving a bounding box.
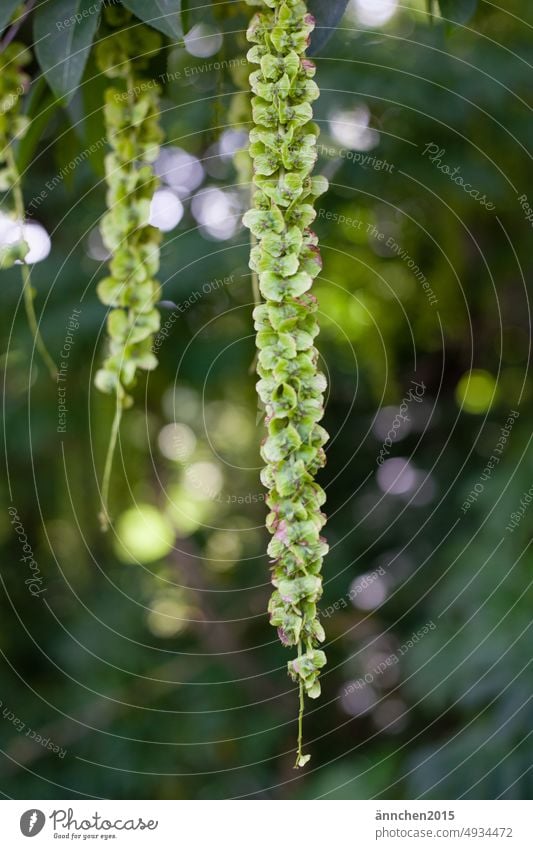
[243,0,329,767]
[94,8,164,528]
[0,43,57,378]
[98,387,123,532]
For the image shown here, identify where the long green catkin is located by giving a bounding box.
[243,0,329,768]
[0,42,57,379]
[94,9,164,530]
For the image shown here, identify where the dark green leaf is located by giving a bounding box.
[79,53,107,177]
[54,122,79,190]
[34,0,103,105]
[307,0,350,55]
[438,0,477,24]
[0,0,21,35]
[121,0,182,40]
[179,0,192,36]
[16,80,62,174]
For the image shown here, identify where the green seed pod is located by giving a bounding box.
[0,43,31,217]
[94,12,164,528]
[0,42,56,378]
[243,0,329,767]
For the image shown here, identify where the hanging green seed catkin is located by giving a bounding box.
[94,10,164,529]
[0,42,57,378]
[243,0,329,768]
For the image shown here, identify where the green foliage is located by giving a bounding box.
[28,0,184,113]
[2,0,460,126]
[0,1,23,35]
[121,0,183,40]
[33,0,104,104]
[436,0,477,25]
[306,0,350,54]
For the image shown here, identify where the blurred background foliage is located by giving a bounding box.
[0,0,532,799]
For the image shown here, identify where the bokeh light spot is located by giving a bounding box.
[149,189,183,232]
[158,423,197,462]
[455,369,496,414]
[115,504,174,563]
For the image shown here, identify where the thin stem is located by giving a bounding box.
[296,679,305,763]
[6,145,57,379]
[21,263,57,378]
[294,641,307,768]
[99,389,123,533]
